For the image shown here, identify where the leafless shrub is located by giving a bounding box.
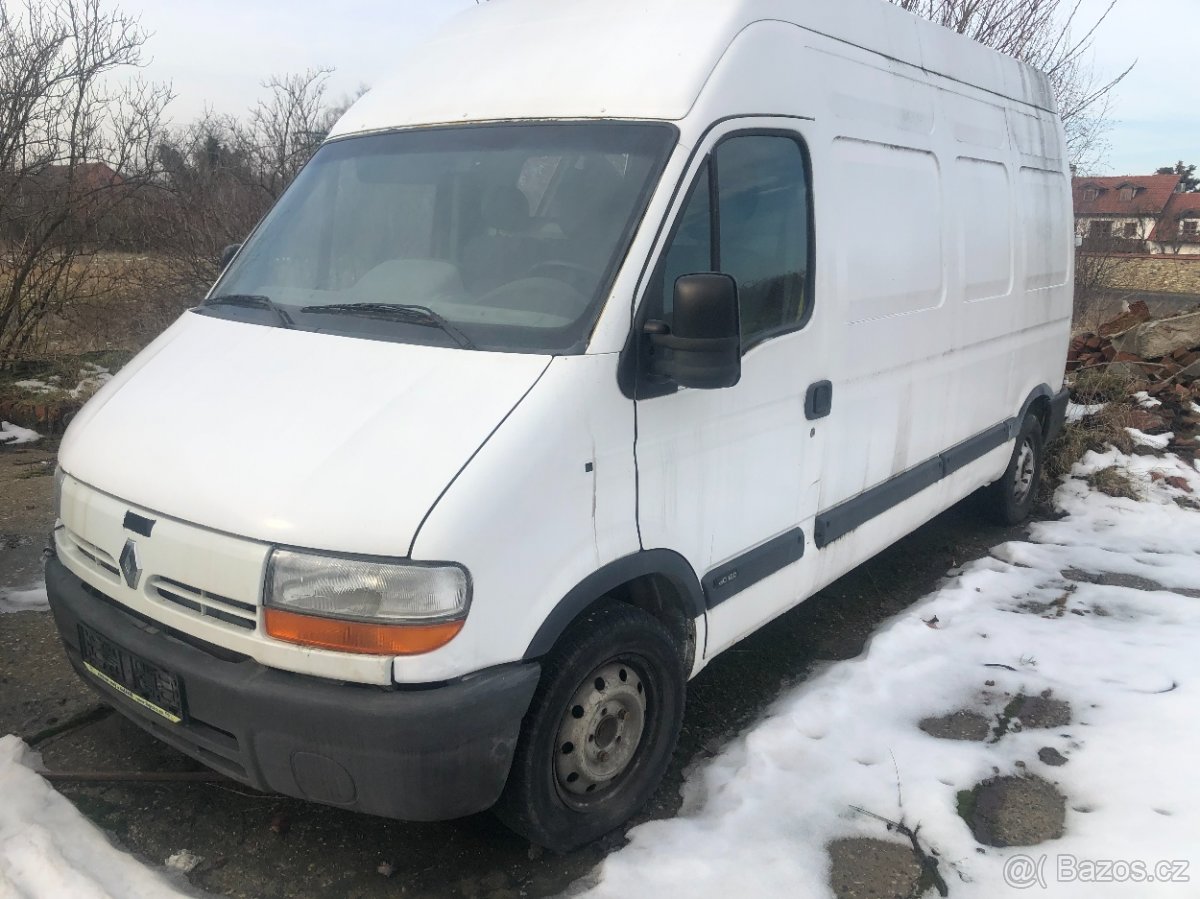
[0,0,172,366]
[145,69,356,299]
[1073,248,1132,333]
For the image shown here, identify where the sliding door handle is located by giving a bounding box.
[805,380,833,420]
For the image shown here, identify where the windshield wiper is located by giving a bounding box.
[204,294,295,328]
[299,303,476,350]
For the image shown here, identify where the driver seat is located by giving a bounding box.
[461,186,537,295]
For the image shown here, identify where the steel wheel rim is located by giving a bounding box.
[554,660,648,801]
[1012,438,1036,502]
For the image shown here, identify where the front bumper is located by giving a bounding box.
[46,557,540,821]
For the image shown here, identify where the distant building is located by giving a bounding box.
[42,161,125,190]
[1150,191,1200,256]
[1072,174,1200,256]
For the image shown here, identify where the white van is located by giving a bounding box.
[47,0,1072,850]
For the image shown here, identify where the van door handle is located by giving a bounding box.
[805,381,833,420]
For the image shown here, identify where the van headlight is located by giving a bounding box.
[264,549,470,656]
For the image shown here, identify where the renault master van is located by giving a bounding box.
[46,0,1072,850]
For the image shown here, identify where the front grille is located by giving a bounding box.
[63,527,259,634]
[63,531,121,582]
[150,576,258,631]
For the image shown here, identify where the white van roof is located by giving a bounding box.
[330,0,1056,138]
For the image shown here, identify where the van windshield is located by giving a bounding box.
[203,122,676,353]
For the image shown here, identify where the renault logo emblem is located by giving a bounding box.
[119,539,142,590]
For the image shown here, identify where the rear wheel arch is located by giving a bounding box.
[523,550,705,673]
[1017,384,1056,440]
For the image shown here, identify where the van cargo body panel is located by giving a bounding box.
[330,0,1054,138]
[58,313,551,557]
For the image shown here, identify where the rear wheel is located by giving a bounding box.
[495,603,685,851]
[986,414,1044,525]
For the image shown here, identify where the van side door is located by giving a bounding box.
[633,121,827,658]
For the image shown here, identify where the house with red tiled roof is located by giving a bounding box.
[1150,191,1200,255]
[42,161,124,190]
[1073,173,1200,255]
[1073,174,1180,250]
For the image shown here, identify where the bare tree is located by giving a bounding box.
[138,111,267,295]
[0,0,171,366]
[247,67,336,198]
[1073,247,1131,332]
[892,0,1130,171]
[146,70,355,297]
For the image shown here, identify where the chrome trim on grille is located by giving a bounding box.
[63,530,121,581]
[62,527,259,633]
[149,576,258,631]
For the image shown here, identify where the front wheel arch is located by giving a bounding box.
[522,549,706,670]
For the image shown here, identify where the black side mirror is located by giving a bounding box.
[644,273,741,390]
[219,243,242,270]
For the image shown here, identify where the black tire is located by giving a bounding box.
[985,414,1044,525]
[495,602,686,852]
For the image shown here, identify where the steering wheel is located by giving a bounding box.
[525,260,598,292]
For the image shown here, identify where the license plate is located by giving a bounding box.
[78,624,186,724]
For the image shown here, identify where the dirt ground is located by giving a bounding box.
[0,441,1027,899]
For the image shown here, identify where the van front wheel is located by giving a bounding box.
[495,603,685,852]
[986,414,1044,525]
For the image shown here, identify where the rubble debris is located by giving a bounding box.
[1068,302,1200,460]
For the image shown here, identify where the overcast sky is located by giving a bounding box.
[129,0,1196,177]
[1075,0,1199,175]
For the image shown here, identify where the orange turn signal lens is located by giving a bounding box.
[264,608,465,656]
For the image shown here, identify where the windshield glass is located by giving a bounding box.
[204,122,676,353]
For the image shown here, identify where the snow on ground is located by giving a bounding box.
[12,365,112,402]
[1127,428,1173,451]
[0,737,191,898]
[0,423,40,447]
[1066,401,1106,423]
[577,449,1200,899]
[1134,391,1163,410]
[0,582,48,614]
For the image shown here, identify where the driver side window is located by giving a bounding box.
[647,133,812,350]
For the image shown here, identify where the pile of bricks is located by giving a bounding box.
[1068,301,1200,461]
[1069,302,1200,393]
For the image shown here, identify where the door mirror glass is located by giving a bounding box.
[646,273,741,389]
[220,243,242,270]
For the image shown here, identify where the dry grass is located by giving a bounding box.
[1069,366,1139,405]
[1086,465,1143,500]
[1043,405,1137,484]
[33,253,193,358]
[1042,368,1141,486]
[1,252,193,365]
